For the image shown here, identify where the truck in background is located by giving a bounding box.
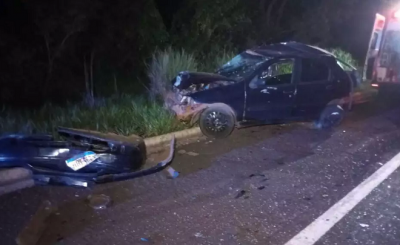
[369,4,400,96]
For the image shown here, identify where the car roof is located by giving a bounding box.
[251,42,335,59]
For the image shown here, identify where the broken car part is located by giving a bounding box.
[0,127,175,187]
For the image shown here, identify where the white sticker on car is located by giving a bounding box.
[65,151,99,171]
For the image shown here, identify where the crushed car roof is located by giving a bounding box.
[252,42,335,58]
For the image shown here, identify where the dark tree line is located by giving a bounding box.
[0,0,394,106]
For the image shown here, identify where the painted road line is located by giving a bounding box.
[284,152,400,245]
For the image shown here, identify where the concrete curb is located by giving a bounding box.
[0,168,34,196]
[144,127,203,154]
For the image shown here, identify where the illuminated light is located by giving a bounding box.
[371,84,379,87]
[377,20,385,29]
[394,9,400,19]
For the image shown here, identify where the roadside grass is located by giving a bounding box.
[328,48,358,68]
[0,95,188,138]
[1,48,233,138]
[147,47,199,100]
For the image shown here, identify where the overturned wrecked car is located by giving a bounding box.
[0,127,174,187]
[167,42,359,138]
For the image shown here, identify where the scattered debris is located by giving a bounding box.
[235,190,247,199]
[87,194,112,210]
[165,166,179,179]
[178,150,186,154]
[359,223,369,228]
[187,151,199,156]
[275,158,285,165]
[322,194,329,198]
[194,232,205,238]
[377,162,384,166]
[16,200,57,245]
[140,238,150,242]
[249,173,266,178]
[257,186,266,190]
[303,196,312,201]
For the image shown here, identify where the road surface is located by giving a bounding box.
[1,100,400,245]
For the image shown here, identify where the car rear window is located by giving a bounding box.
[300,59,329,83]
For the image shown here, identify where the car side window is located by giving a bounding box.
[249,58,294,89]
[300,58,330,83]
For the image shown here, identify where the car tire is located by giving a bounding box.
[314,105,344,129]
[199,105,235,139]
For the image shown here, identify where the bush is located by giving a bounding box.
[147,47,198,101]
[0,95,187,138]
[205,49,237,72]
[328,48,358,68]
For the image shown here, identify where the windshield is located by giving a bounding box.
[217,50,270,81]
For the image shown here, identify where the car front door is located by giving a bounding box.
[245,58,297,122]
[294,58,336,118]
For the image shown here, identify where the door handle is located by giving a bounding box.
[260,89,270,94]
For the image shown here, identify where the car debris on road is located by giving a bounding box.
[0,127,176,188]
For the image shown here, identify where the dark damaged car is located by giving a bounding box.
[167,42,359,138]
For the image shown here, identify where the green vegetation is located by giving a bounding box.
[1,47,237,137]
[0,95,188,138]
[147,48,199,100]
[328,48,358,68]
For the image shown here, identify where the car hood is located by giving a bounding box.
[172,71,237,90]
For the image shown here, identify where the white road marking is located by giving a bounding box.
[284,152,400,245]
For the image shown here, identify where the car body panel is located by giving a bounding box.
[0,128,176,187]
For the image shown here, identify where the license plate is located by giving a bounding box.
[66,151,99,171]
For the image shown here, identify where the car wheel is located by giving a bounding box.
[314,105,344,129]
[199,105,235,139]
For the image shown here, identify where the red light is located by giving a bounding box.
[394,10,400,19]
[377,20,385,29]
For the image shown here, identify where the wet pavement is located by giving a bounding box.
[2,100,400,245]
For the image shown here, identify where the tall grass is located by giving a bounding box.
[147,47,199,100]
[0,48,236,138]
[204,49,236,72]
[328,48,358,68]
[0,95,187,137]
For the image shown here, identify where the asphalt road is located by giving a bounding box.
[1,99,400,245]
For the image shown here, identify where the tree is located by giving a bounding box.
[24,0,91,96]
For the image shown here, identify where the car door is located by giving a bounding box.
[245,58,297,122]
[294,57,336,118]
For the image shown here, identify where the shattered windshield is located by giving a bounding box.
[217,50,270,81]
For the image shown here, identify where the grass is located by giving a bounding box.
[147,47,199,100]
[0,48,234,138]
[328,48,358,68]
[0,95,188,138]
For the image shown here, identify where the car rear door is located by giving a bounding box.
[244,58,297,122]
[294,57,337,118]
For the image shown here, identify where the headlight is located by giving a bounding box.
[180,96,198,106]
